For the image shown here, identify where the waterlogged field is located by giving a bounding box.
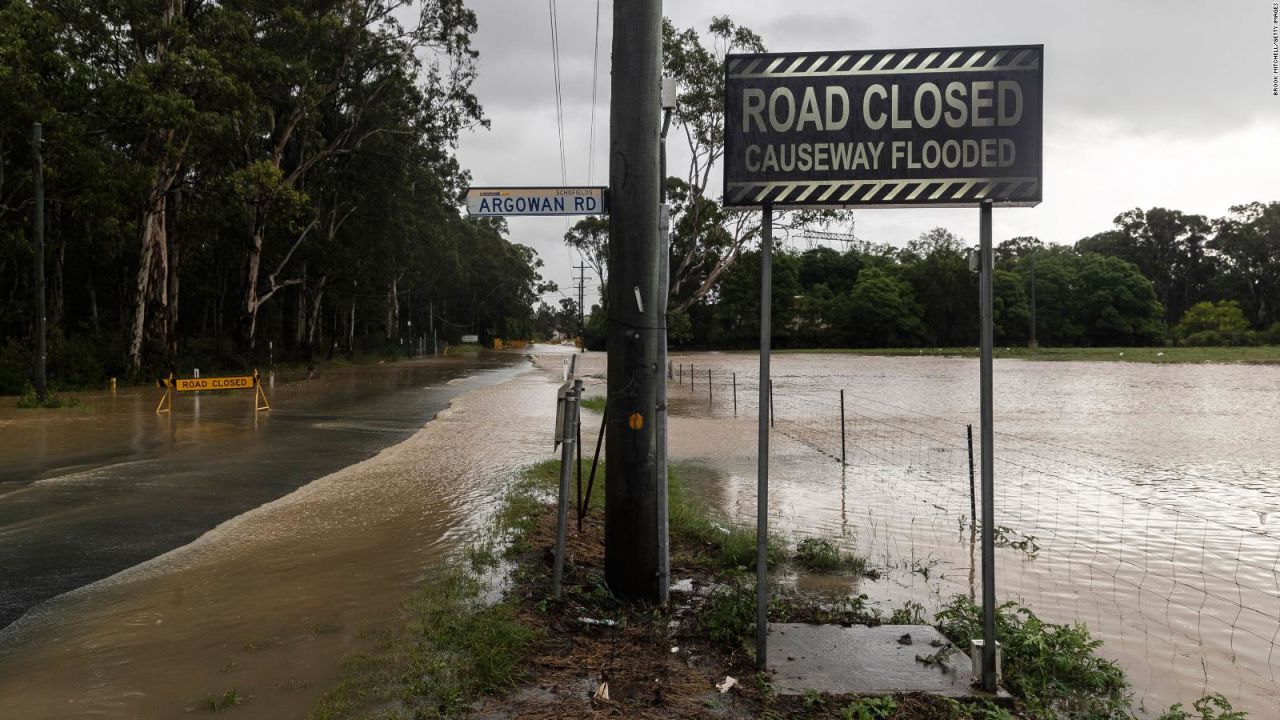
[641,350,1280,717]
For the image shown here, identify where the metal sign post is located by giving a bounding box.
[978,199,997,691]
[756,203,773,667]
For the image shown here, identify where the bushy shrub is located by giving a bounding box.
[1175,301,1253,346]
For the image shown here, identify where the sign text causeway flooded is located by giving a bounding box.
[723,45,1043,208]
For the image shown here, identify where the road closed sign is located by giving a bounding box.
[174,375,255,392]
[466,187,608,216]
[723,45,1043,208]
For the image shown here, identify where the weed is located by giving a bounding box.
[701,582,756,646]
[718,525,787,570]
[189,689,244,712]
[888,601,927,625]
[579,395,606,413]
[839,696,897,720]
[16,383,80,409]
[794,537,863,574]
[308,622,342,636]
[1156,694,1247,720]
[935,595,1129,719]
[801,688,826,709]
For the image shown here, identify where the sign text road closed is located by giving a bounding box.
[466,187,608,217]
[723,45,1043,208]
[175,376,255,392]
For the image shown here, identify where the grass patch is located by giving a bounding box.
[776,345,1280,364]
[718,525,788,570]
[16,383,80,408]
[579,395,606,413]
[793,536,868,575]
[189,689,245,712]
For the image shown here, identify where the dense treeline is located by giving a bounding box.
[671,203,1280,350]
[0,0,546,394]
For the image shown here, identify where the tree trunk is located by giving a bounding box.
[241,219,265,351]
[386,275,399,340]
[129,192,169,369]
[166,190,181,370]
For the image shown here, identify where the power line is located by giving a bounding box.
[547,0,567,185]
[587,0,601,185]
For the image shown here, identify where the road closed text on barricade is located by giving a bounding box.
[174,375,254,392]
[723,45,1043,208]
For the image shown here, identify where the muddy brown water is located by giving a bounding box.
[645,351,1280,718]
[1,348,1276,718]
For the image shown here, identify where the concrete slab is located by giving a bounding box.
[768,623,987,698]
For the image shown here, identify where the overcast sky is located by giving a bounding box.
[453,0,1280,307]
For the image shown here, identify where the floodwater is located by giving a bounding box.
[0,353,553,718]
[648,351,1280,717]
[0,355,527,629]
[1,347,1276,718]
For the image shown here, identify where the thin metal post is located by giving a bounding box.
[967,424,977,529]
[31,123,46,400]
[979,199,998,692]
[732,371,738,417]
[840,389,847,466]
[707,368,712,407]
[679,363,682,384]
[756,203,773,668]
[691,363,695,392]
[769,379,775,428]
[554,380,582,599]
[581,404,607,528]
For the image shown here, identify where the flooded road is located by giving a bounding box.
[0,355,526,629]
[0,350,567,718]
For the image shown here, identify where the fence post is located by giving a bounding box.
[668,360,673,380]
[708,368,712,407]
[840,389,847,466]
[769,379,775,428]
[967,424,976,529]
[679,363,682,384]
[732,371,738,417]
[691,363,695,392]
[553,379,581,599]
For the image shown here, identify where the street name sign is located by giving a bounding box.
[466,187,608,216]
[723,44,1043,208]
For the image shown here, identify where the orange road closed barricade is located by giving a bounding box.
[156,369,270,414]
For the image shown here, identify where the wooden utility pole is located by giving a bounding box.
[605,0,665,601]
[32,123,47,400]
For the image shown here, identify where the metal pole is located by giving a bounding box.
[979,199,998,692]
[1028,252,1038,350]
[31,123,47,400]
[769,379,775,428]
[554,380,582,599]
[840,389,847,466]
[967,424,977,529]
[656,203,671,604]
[604,0,663,602]
[732,371,738,417]
[707,368,712,407]
[756,202,773,668]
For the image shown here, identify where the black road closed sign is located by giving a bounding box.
[723,45,1042,208]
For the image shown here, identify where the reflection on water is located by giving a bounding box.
[0,354,565,718]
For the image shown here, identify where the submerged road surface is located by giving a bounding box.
[0,354,527,629]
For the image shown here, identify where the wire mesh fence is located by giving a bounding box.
[659,358,1279,712]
